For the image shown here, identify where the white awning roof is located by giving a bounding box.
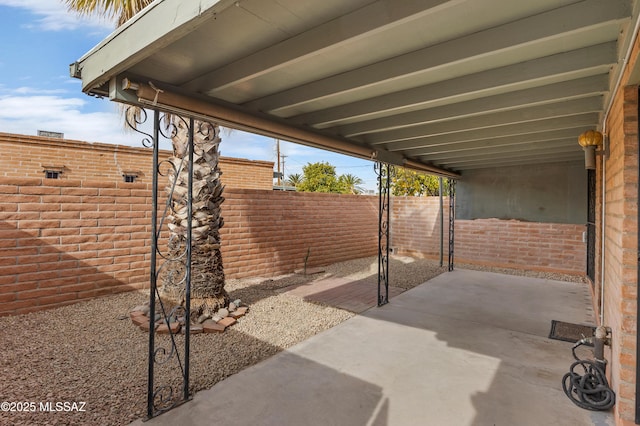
[71,0,640,177]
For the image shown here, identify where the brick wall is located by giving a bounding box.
[0,178,153,316]
[455,220,585,274]
[600,47,640,422]
[0,181,380,316]
[391,196,446,259]
[220,189,379,278]
[0,182,589,317]
[391,196,586,275]
[0,132,274,190]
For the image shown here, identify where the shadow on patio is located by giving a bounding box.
[134,269,613,426]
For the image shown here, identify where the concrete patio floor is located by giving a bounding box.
[133,269,613,426]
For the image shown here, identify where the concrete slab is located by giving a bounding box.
[132,269,613,426]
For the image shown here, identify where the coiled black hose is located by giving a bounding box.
[562,341,615,411]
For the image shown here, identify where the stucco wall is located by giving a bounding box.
[456,161,587,224]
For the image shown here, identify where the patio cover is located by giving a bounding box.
[71,0,640,176]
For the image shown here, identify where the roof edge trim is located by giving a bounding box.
[127,80,459,178]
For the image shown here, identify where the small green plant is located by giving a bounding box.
[303,248,311,275]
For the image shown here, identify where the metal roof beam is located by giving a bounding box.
[420,138,578,162]
[451,155,582,170]
[181,0,452,94]
[290,42,616,128]
[363,96,601,144]
[407,127,591,156]
[123,80,460,178]
[245,0,627,116]
[384,113,598,151]
[432,144,579,165]
[334,76,607,137]
[438,151,584,170]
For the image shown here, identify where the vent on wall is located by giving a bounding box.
[42,165,65,179]
[37,130,64,139]
[122,170,141,183]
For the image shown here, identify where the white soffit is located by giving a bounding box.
[71,0,640,175]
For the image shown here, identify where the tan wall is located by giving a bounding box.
[220,189,379,278]
[391,196,445,259]
[0,132,274,190]
[0,180,380,316]
[600,75,640,424]
[0,178,153,316]
[455,220,585,274]
[391,196,586,275]
[590,26,640,426]
[0,183,589,316]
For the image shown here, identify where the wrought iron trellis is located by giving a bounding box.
[126,108,197,419]
[448,178,456,272]
[439,177,444,267]
[375,162,393,306]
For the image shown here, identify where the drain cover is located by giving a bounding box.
[549,320,596,345]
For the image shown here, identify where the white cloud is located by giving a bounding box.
[0,0,113,31]
[0,93,276,155]
[12,86,69,95]
[218,129,277,161]
[0,93,378,190]
[0,94,141,146]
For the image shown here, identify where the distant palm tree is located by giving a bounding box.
[340,173,365,194]
[287,173,302,187]
[66,0,229,315]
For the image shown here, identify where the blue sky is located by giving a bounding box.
[0,0,378,190]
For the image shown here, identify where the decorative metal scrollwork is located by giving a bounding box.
[126,106,193,418]
[375,162,394,306]
[125,107,154,148]
[152,385,177,412]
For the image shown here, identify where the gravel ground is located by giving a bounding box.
[0,255,582,426]
[457,262,586,283]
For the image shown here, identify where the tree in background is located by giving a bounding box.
[286,173,302,187]
[297,162,344,193]
[296,161,366,194]
[391,167,446,196]
[339,173,365,194]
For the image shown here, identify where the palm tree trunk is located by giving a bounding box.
[161,118,229,317]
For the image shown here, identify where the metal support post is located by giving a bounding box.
[127,108,192,419]
[448,179,456,272]
[439,177,444,267]
[375,162,392,306]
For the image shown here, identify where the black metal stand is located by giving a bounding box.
[448,179,455,272]
[439,177,444,267]
[127,108,193,419]
[375,162,392,306]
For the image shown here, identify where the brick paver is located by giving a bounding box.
[281,277,404,313]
